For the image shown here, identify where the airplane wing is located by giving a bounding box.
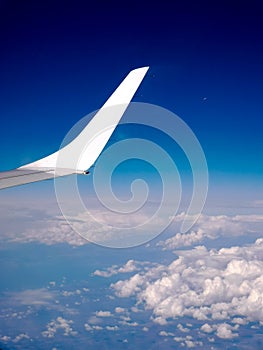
[0,168,57,190]
[0,66,149,190]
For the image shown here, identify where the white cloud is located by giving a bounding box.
[42,316,77,338]
[94,259,152,278]
[106,325,119,331]
[118,260,139,273]
[185,339,203,348]
[115,307,126,313]
[13,333,30,343]
[111,239,263,338]
[173,335,203,348]
[13,217,87,246]
[92,325,103,330]
[84,323,92,331]
[216,323,238,339]
[131,306,141,313]
[113,274,145,298]
[1,202,151,247]
[200,323,214,333]
[87,316,101,325]
[1,198,262,248]
[7,288,54,307]
[0,335,11,342]
[2,205,161,247]
[95,310,113,317]
[119,320,139,327]
[232,317,247,325]
[177,323,190,333]
[151,316,168,325]
[4,200,262,249]
[84,323,104,331]
[61,289,82,297]
[159,229,207,250]
[173,336,185,342]
[158,213,263,249]
[120,316,131,322]
[159,330,174,336]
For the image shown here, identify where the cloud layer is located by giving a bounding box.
[158,213,263,249]
[111,239,263,338]
[1,200,262,248]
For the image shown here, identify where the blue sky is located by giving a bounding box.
[0,0,262,184]
[1,1,263,349]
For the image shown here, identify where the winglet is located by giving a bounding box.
[19,66,149,173]
[102,66,149,108]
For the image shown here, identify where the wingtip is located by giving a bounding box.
[130,66,150,77]
[127,66,149,82]
[130,66,149,74]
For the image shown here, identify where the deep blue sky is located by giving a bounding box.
[0,0,262,185]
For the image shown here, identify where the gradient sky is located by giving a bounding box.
[1,3,263,348]
[0,0,262,190]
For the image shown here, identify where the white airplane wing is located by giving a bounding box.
[0,66,149,190]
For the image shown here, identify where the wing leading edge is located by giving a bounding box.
[0,67,149,190]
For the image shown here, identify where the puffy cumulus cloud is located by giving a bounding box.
[95,310,113,317]
[84,323,93,331]
[0,335,11,342]
[61,289,82,297]
[232,317,247,325]
[115,307,126,313]
[159,213,263,249]
[13,333,30,343]
[0,308,33,321]
[84,323,103,331]
[215,323,238,339]
[84,322,118,332]
[185,339,203,348]
[111,239,263,338]
[173,335,203,348]
[200,322,239,339]
[177,323,190,333]
[42,316,77,338]
[159,230,206,250]
[200,323,214,333]
[119,320,139,327]
[113,274,145,298]
[159,330,174,336]
[94,259,146,277]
